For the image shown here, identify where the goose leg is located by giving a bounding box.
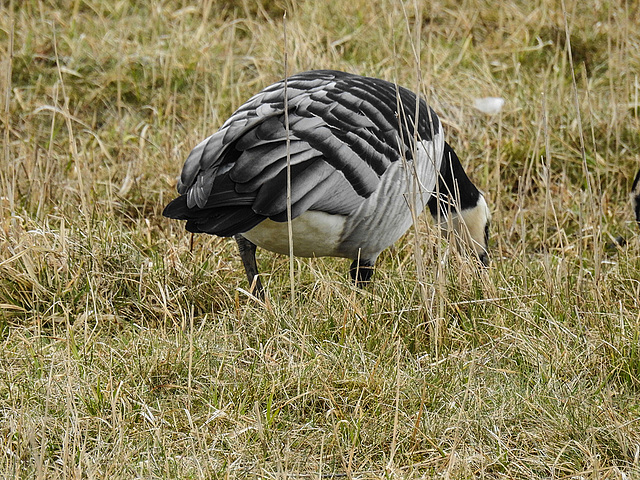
[349,258,375,286]
[633,169,640,227]
[234,234,263,298]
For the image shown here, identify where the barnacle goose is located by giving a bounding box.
[633,169,640,227]
[163,70,491,296]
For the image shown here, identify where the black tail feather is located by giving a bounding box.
[164,195,265,237]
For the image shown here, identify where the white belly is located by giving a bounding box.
[242,210,348,257]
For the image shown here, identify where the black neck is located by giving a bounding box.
[427,142,480,218]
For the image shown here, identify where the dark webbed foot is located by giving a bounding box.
[234,234,264,298]
[349,258,375,287]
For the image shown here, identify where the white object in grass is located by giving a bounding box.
[473,97,505,115]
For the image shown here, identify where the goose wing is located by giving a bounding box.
[163,70,441,236]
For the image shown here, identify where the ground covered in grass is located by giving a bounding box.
[1,0,640,478]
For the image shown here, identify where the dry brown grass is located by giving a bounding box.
[1,0,640,478]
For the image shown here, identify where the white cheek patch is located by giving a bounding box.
[456,195,490,255]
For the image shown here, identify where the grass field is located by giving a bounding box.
[2,0,640,478]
